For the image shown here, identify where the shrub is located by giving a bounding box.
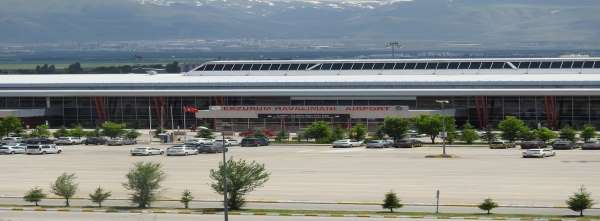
[50,173,78,207]
[581,125,596,142]
[481,126,496,144]
[381,117,410,141]
[382,191,403,212]
[275,130,289,142]
[303,121,333,143]
[196,128,214,139]
[559,126,577,142]
[0,116,23,137]
[101,121,126,138]
[461,123,479,144]
[53,126,71,138]
[566,186,594,217]
[24,187,46,206]
[89,187,112,208]
[478,198,498,215]
[30,124,51,138]
[180,189,194,209]
[414,114,456,144]
[125,129,141,139]
[498,116,527,142]
[209,158,270,210]
[350,123,367,140]
[534,127,557,143]
[123,162,166,208]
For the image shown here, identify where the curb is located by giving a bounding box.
[1,207,599,221]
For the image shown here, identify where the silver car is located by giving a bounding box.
[0,144,26,154]
[522,148,556,158]
[166,145,198,156]
[130,147,164,156]
[366,140,390,148]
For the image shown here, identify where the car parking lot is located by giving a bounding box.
[1,144,600,207]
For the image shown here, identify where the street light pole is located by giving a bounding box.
[385,41,402,59]
[222,122,229,221]
[435,100,450,156]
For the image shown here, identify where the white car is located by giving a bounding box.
[54,137,84,145]
[215,139,239,147]
[523,148,556,158]
[184,138,213,145]
[227,139,239,146]
[1,137,23,145]
[25,144,62,155]
[0,144,26,154]
[130,147,164,156]
[166,145,198,156]
[332,139,363,148]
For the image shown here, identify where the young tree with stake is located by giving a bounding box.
[89,187,112,208]
[382,191,403,213]
[50,173,78,207]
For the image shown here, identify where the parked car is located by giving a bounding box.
[166,145,198,156]
[489,140,516,149]
[107,138,137,146]
[366,140,390,148]
[227,139,240,146]
[0,144,26,154]
[332,139,362,148]
[520,140,546,149]
[241,138,262,147]
[25,144,62,155]
[54,137,84,145]
[184,138,214,145]
[85,137,108,145]
[24,137,54,144]
[393,139,423,148]
[1,137,22,145]
[197,142,227,153]
[214,139,233,147]
[522,148,556,158]
[582,140,600,150]
[130,147,164,156]
[552,139,577,150]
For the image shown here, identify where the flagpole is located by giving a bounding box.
[148,103,152,144]
[183,105,187,141]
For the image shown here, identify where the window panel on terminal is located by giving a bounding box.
[341,63,353,70]
[204,64,215,71]
[540,62,551,68]
[583,61,594,68]
[279,64,290,70]
[363,63,375,70]
[550,62,562,69]
[260,64,271,70]
[447,62,459,69]
[394,63,406,69]
[194,65,206,71]
[383,63,395,69]
[437,62,449,69]
[241,64,252,70]
[331,63,343,70]
[321,63,333,70]
[503,63,513,69]
[223,64,234,71]
[425,62,438,69]
[404,63,416,69]
[232,64,242,71]
[415,63,426,69]
[469,62,481,69]
[491,62,504,69]
[310,64,322,70]
[270,64,281,70]
[561,61,573,69]
[480,62,492,69]
[352,63,364,70]
[458,62,470,69]
[305,64,316,70]
[572,61,584,69]
[214,64,225,71]
[298,63,308,70]
[289,63,300,70]
[518,62,530,69]
[529,62,541,69]
[373,63,385,70]
[251,64,261,70]
[595,61,600,68]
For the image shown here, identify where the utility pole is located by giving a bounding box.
[385,41,402,59]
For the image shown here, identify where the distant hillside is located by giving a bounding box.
[1,0,600,45]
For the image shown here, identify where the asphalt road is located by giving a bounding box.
[0,210,452,221]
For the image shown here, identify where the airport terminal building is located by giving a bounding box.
[2,57,600,132]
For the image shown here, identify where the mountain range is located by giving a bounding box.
[1,0,600,47]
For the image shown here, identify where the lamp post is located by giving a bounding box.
[385,41,402,59]
[435,100,450,156]
[200,110,228,221]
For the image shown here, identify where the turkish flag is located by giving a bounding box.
[184,106,199,113]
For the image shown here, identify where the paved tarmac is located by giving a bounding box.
[1,144,599,209]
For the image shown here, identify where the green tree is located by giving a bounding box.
[519,126,536,141]
[166,61,181,73]
[374,125,385,139]
[180,189,194,209]
[478,198,499,215]
[65,62,84,74]
[381,117,410,141]
[0,116,23,137]
[498,116,527,142]
[275,130,289,142]
[24,187,46,206]
[196,128,214,139]
[69,124,86,137]
[382,191,403,213]
[559,126,577,142]
[581,125,596,142]
[100,121,126,138]
[125,129,141,139]
[414,114,456,144]
[123,162,166,208]
[331,127,347,141]
[53,126,71,138]
[89,187,112,208]
[30,124,50,137]
[566,186,594,217]
[304,121,333,143]
[461,123,479,144]
[350,123,368,140]
[209,158,270,210]
[481,126,496,144]
[535,127,557,143]
[50,173,78,207]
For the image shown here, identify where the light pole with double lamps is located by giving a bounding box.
[435,100,450,156]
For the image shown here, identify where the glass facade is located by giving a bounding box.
[4,96,600,131]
